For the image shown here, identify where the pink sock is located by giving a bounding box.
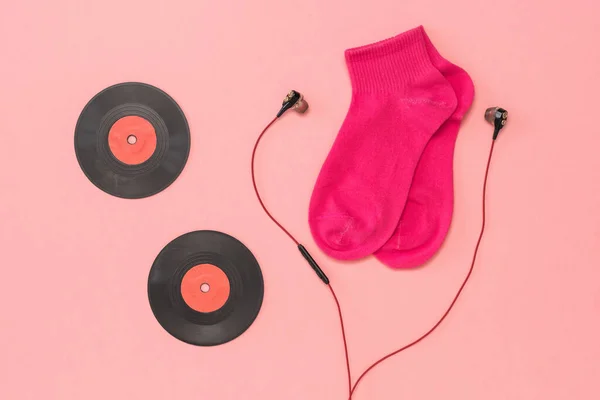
[375,27,474,268]
[309,27,457,260]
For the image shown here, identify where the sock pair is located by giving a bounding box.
[308,26,474,268]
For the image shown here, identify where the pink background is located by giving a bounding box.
[1,1,599,399]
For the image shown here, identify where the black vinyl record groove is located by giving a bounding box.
[148,230,264,346]
[74,82,190,199]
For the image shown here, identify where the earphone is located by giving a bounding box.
[277,90,309,117]
[255,90,508,399]
[485,106,509,139]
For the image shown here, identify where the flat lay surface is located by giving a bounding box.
[1,0,599,399]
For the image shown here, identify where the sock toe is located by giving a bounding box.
[309,205,382,260]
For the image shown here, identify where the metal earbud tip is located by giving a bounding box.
[294,98,309,114]
[484,107,497,124]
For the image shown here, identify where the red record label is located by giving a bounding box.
[180,264,231,313]
[108,115,157,165]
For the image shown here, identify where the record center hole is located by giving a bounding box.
[200,283,210,293]
[127,134,137,145]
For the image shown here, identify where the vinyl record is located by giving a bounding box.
[148,230,264,346]
[74,82,190,199]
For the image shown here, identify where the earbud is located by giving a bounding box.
[485,107,508,140]
[277,90,309,118]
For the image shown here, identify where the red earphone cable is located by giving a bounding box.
[349,139,496,398]
[252,117,299,246]
[328,283,352,396]
[252,116,497,400]
[251,117,353,397]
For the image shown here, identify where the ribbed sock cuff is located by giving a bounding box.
[344,26,433,93]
